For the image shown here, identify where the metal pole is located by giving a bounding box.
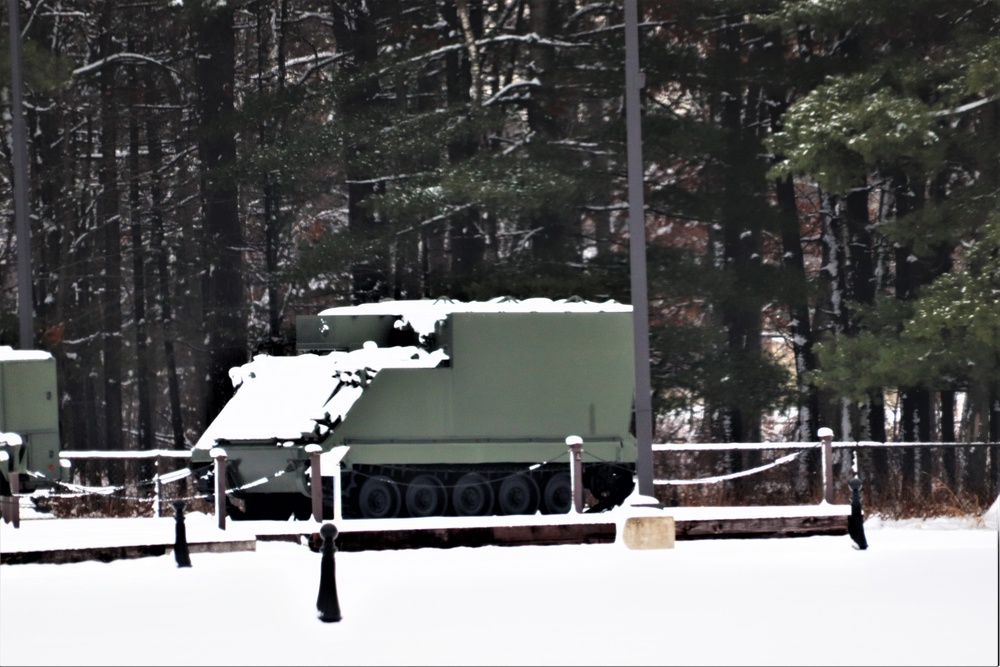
[822,436,834,503]
[212,448,227,530]
[333,458,343,521]
[306,444,323,522]
[818,428,834,503]
[154,455,162,518]
[7,0,33,349]
[624,0,654,499]
[566,436,584,513]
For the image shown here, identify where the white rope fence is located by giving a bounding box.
[654,450,805,486]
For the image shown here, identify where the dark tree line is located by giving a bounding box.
[1,0,997,491]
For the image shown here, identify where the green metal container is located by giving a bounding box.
[0,346,65,493]
[192,298,638,520]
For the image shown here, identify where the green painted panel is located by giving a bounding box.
[21,431,61,480]
[330,369,455,442]
[449,311,634,439]
[341,439,632,466]
[0,356,59,433]
[1,352,63,486]
[324,310,637,466]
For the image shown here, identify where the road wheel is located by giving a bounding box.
[404,474,447,518]
[497,474,539,515]
[358,474,401,519]
[452,472,494,516]
[541,472,572,514]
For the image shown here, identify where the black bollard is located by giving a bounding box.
[316,523,342,622]
[847,476,868,550]
[173,500,193,567]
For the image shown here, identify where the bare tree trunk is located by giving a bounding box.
[142,66,186,454]
[195,4,247,423]
[332,1,388,305]
[522,0,578,267]
[442,0,485,291]
[98,5,124,458]
[714,21,763,446]
[256,0,289,353]
[775,173,819,441]
[128,68,153,453]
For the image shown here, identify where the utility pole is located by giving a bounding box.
[624,0,654,499]
[7,0,33,349]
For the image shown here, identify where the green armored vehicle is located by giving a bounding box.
[191,298,638,520]
[0,346,67,494]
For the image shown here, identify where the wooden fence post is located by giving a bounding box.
[1,468,19,529]
[0,435,21,528]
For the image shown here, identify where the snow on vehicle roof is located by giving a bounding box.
[318,296,631,317]
[0,345,53,361]
[193,344,448,451]
[317,297,631,338]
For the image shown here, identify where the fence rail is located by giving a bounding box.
[653,441,997,450]
[3,441,997,525]
[653,440,998,519]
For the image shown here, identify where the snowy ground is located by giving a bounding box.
[1,502,997,667]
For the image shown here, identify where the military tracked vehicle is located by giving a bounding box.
[191,298,638,520]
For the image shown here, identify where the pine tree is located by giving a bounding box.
[766,0,1000,443]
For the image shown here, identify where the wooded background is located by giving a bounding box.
[1,0,997,485]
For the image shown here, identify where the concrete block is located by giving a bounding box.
[622,515,675,550]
